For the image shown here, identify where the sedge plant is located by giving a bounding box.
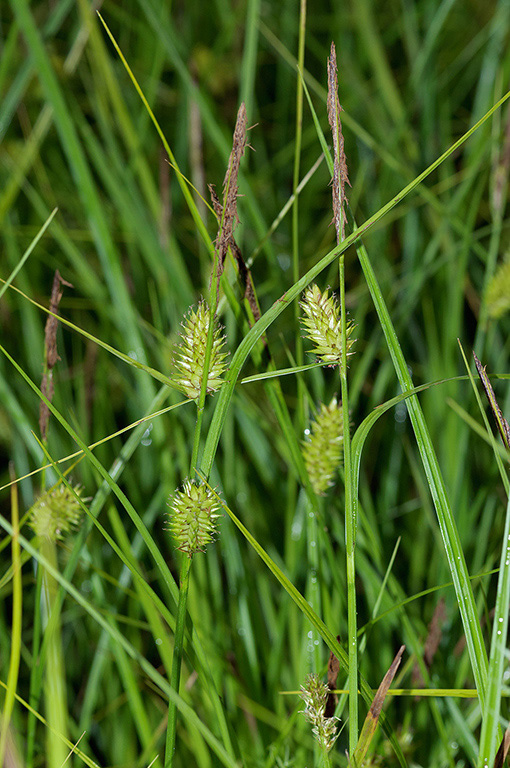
[3,4,510,767]
[163,104,246,768]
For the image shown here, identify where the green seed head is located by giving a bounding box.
[173,301,228,400]
[167,480,221,557]
[487,256,510,318]
[302,397,344,495]
[300,673,339,752]
[300,284,355,365]
[30,484,84,542]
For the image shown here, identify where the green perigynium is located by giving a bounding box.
[167,480,221,557]
[300,284,355,365]
[30,484,84,541]
[302,397,344,495]
[173,301,228,400]
[486,255,510,318]
[300,673,339,752]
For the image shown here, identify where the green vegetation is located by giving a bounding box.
[1,1,510,766]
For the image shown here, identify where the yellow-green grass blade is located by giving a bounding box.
[352,225,490,709]
[201,88,510,477]
[199,479,408,768]
[0,517,238,768]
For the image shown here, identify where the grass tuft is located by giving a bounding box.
[2,3,510,766]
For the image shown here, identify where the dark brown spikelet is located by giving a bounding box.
[412,597,447,688]
[39,270,73,441]
[351,645,405,767]
[209,105,261,326]
[473,351,510,452]
[216,102,247,281]
[324,635,341,718]
[494,723,510,768]
[327,42,350,243]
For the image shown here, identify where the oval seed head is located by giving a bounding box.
[167,480,221,557]
[173,301,228,400]
[30,483,85,542]
[486,257,510,318]
[302,397,344,495]
[300,673,340,752]
[300,284,355,365]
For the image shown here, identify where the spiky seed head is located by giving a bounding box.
[173,301,228,400]
[487,257,510,318]
[167,480,221,557]
[300,673,339,752]
[302,397,344,495]
[30,484,85,542]
[300,284,355,365]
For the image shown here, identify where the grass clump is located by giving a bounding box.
[1,2,510,768]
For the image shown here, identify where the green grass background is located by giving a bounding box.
[1,0,510,766]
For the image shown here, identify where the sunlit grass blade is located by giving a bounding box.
[0,341,178,604]
[478,488,510,766]
[0,208,57,301]
[2,280,175,389]
[0,471,22,766]
[199,476,408,768]
[0,518,238,768]
[0,677,100,768]
[351,219,489,709]
[351,645,405,767]
[97,11,215,258]
[0,398,189,494]
[201,88,510,478]
[11,0,152,390]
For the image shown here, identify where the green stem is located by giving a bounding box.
[292,1,307,475]
[190,297,220,474]
[164,554,192,768]
[40,536,69,768]
[306,496,321,673]
[291,0,306,356]
[339,252,357,754]
[190,403,205,474]
[0,475,22,767]
[26,556,44,768]
[190,133,225,474]
[478,486,510,767]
